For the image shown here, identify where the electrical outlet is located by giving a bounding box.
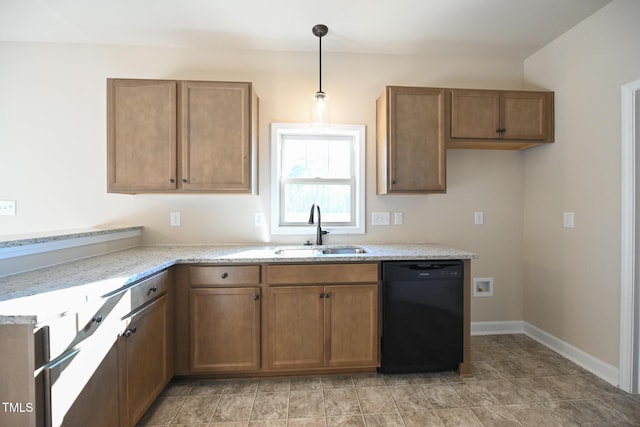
[563,212,575,228]
[170,212,181,227]
[254,212,265,226]
[474,211,484,225]
[0,200,16,216]
[372,212,390,226]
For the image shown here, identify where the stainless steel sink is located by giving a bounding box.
[321,247,366,255]
[274,248,322,256]
[274,246,366,256]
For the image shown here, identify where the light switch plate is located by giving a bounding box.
[394,212,403,225]
[474,211,484,225]
[563,212,575,228]
[0,200,16,216]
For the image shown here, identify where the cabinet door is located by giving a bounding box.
[265,286,324,370]
[501,91,552,140]
[190,287,261,372]
[180,81,255,192]
[378,86,446,193]
[324,285,379,368]
[61,343,120,427]
[120,295,171,426]
[450,89,501,139]
[107,79,177,192]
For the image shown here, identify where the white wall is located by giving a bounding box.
[523,0,640,367]
[0,41,527,321]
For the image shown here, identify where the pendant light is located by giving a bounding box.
[311,24,329,125]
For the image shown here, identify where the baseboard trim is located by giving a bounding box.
[471,320,620,387]
[471,320,524,335]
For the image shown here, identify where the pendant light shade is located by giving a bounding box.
[311,24,330,125]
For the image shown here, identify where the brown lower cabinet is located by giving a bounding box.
[190,287,261,372]
[265,284,379,371]
[119,294,172,426]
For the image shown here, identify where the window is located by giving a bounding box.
[271,123,365,236]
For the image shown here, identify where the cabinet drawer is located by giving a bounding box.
[190,265,261,286]
[130,270,170,310]
[266,263,378,285]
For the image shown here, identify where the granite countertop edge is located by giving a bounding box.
[0,243,477,324]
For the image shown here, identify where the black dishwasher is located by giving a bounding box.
[381,260,463,373]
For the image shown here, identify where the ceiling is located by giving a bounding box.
[0,0,612,59]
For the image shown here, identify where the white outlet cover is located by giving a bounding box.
[170,212,181,226]
[394,212,403,225]
[474,211,484,225]
[372,212,390,226]
[0,200,16,216]
[563,212,575,228]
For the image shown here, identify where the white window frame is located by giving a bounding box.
[270,123,366,236]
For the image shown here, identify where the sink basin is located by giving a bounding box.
[274,248,322,256]
[321,247,366,255]
[274,246,366,256]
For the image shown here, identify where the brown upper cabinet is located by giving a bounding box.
[107,78,258,194]
[447,89,554,149]
[377,86,447,194]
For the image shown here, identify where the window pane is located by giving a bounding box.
[283,184,352,224]
[281,137,352,179]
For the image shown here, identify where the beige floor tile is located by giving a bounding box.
[400,410,444,427]
[137,395,185,425]
[322,376,355,389]
[290,377,323,391]
[362,412,404,426]
[389,385,433,412]
[471,406,521,426]
[189,379,228,396]
[249,392,288,421]
[420,384,467,409]
[212,394,254,422]
[505,403,562,427]
[323,388,361,416]
[436,408,483,426]
[325,415,365,427]
[356,386,397,413]
[257,378,290,393]
[480,379,537,405]
[287,416,327,427]
[224,379,259,395]
[172,395,219,424]
[451,382,500,406]
[289,390,325,418]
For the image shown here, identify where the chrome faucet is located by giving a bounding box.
[308,203,329,245]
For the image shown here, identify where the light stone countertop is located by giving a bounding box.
[0,243,477,324]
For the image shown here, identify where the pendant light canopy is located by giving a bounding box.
[312,24,329,124]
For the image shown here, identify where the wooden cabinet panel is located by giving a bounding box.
[190,265,261,286]
[181,81,255,192]
[448,88,554,149]
[266,263,378,285]
[265,286,325,370]
[377,86,446,194]
[107,78,258,194]
[324,284,379,368]
[450,90,500,139]
[120,295,171,426]
[107,79,177,192]
[61,343,120,427]
[190,287,261,372]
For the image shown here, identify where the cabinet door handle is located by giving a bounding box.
[221,272,229,279]
[92,315,103,323]
[325,293,330,299]
[169,178,175,183]
[253,294,260,301]
[182,179,188,183]
[123,326,137,337]
[319,293,324,299]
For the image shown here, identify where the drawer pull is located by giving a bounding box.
[221,272,229,279]
[123,326,137,337]
[92,315,103,323]
[149,286,158,294]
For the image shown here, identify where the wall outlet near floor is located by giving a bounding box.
[473,278,494,297]
[170,212,181,227]
[0,200,16,216]
[372,211,390,226]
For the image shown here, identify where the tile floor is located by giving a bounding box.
[138,334,640,426]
